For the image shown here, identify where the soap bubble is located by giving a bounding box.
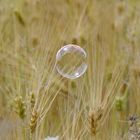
[56,44,87,79]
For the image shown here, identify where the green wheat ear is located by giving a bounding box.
[13,96,26,119]
[14,9,25,26]
[29,92,36,110]
[115,97,124,112]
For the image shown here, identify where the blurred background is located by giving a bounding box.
[0,0,140,140]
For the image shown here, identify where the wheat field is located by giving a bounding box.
[0,0,140,140]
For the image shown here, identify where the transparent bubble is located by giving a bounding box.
[56,44,87,79]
